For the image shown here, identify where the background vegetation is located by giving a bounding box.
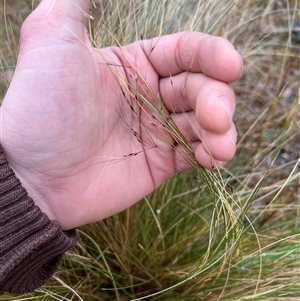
[1,0,299,300]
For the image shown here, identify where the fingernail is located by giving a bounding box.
[226,126,237,146]
[218,96,234,120]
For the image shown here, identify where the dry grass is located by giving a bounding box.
[1,0,299,300]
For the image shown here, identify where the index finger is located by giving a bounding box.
[142,31,243,83]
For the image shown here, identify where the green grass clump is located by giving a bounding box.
[1,0,299,300]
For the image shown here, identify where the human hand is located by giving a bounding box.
[0,0,242,230]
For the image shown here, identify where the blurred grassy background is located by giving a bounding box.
[1,0,299,300]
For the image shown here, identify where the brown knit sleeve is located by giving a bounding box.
[0,146,77,294]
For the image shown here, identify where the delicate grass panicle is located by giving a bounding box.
[1,0,299,300]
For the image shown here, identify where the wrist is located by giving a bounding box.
[0,145,56,222]
[0,146,77,294]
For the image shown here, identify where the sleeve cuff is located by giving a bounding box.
[0,146,77,294]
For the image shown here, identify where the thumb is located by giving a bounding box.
[31,0,92,25]
[19,0,92,48]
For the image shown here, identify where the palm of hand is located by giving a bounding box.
[1,1,242,229]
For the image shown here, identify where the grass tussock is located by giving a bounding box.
[1,0,299,300]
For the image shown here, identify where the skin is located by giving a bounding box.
[0,0,243,230]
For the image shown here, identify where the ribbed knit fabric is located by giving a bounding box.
[0,146,77,294]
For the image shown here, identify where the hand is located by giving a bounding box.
[0,0,242,230]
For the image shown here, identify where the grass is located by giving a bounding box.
[1,0,299,300]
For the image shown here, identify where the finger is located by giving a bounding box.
[173,141,202,171]
[173,141,223,171]
[142,31,243,82]
[171,112,203,142]
[198,123,237,163]
[194,144,224,169]
[171,112,237,164]
[161,72,235,134]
